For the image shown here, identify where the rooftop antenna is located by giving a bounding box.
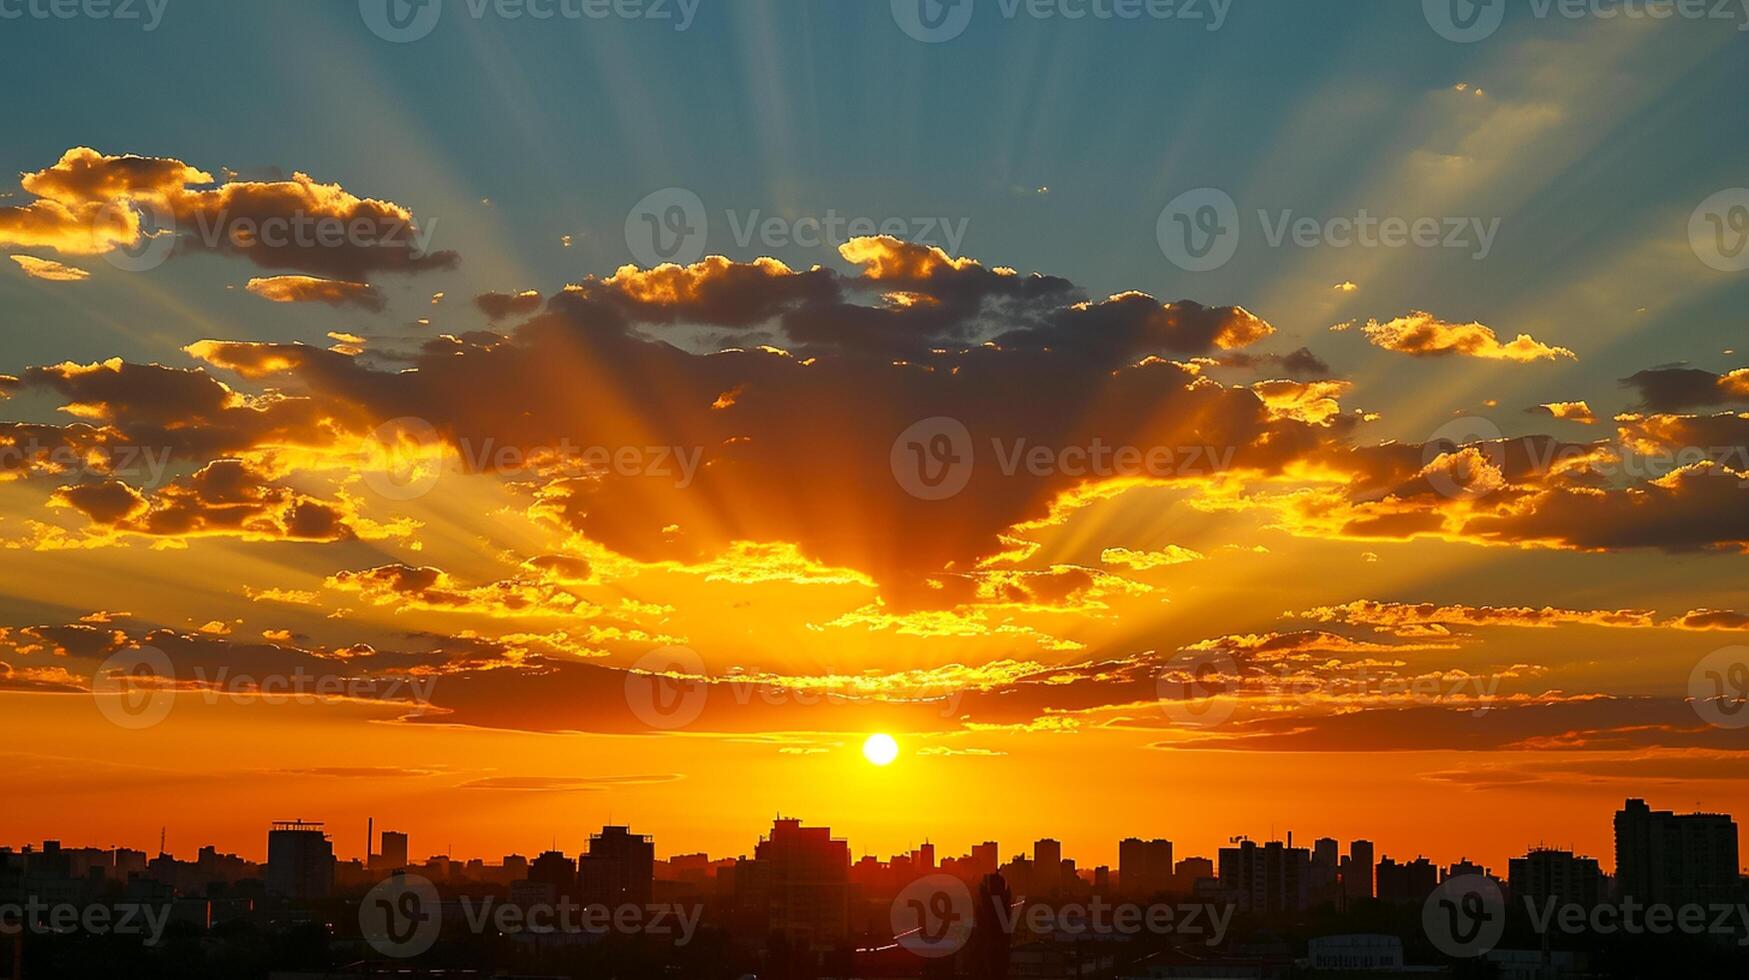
[158,827,165,858]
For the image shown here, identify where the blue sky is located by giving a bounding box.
[5,1,1745,414]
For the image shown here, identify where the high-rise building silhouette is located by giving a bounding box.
[1219,838,1311,913]
[1509,848,1603,908]
[265,821,334,900]
[1615,798,1740,906]
[1118,837,1174,898]
[1340,839,1374,899]
[1374,856,1436,904]
[970,841,999,876]
[734,818,850,949]
[376,830,409,871]
[579,825,654,907]
[529,849,577,902]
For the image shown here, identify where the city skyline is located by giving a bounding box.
[4,5,1749,963]
[6,796,1734,882]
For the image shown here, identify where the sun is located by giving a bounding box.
[861,733,899,766]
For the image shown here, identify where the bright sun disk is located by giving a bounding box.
[862,733,899,766]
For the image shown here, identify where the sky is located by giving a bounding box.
[1,0,1748,875]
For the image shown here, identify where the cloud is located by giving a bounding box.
[50,460,361,543]
[10,255,90,282]
[1361,311,1575,362]
[475,289,544,321]
[1293,599,1659,634]
[1622,365,1749,412]
[0,147,456,279]
[1531,401,1596,424]
[246,275,385,311]
[1100,545,1205,570]
[1671,609,1749,632]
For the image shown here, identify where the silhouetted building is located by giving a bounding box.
[376,831,409,871]
[1615,798,1740,906]
[970,841,999,876]
[1374,856,1436,904]
[965,872,1014,980]
[1311,838,1340,904]
[1220,838,1311,913]
[529,850,577,901]
[735,818,850,950]
[1341,840,1374,900]
[265,821,334,900]
[579,825,654,907]
[1509,848,1602,909]
[1119,837,1174,898]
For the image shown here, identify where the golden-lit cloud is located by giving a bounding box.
[246,275,384,311]
[0,147,455,278]
[9,254,90,282]
[1362,311,1576,362]
[1532,400,1597,424]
